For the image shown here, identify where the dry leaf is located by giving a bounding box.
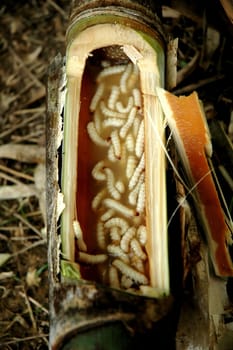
[0,253,11,267]
[26,267,41,287]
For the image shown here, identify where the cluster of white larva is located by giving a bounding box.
[82,62,150,293]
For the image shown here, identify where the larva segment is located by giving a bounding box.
[116,96,134,113]
[73,220,87,252]
[78,252,108,264]
[87,121,109,147]
[108,265,120,289]
[112,259,148,285]
[103,198,135,218]
[110,130,121,159]
[135,120,145,158]
[107,245,130,264]
[90,82,105,112]
[108,85,120,110]
[120,227,136,252]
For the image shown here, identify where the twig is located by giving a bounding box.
[11,130,45,143]
[1,334,49,345]
[0,112,44,139]
[176,51,200,85]
[47,0,68,19]
[173,74,224,95]
[14,107,45,115]
[0,184,37,200]
[11,239,47,257]
[0,171,24,185]
[13,213,43,238]
[19,290,37,331]
[0,164,34,182]
[8,46,44,88]
[218,165,233,191]
[28,295,49,315]
[0,143,45,163]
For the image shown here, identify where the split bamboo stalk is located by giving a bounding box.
[47,1,175,349]
[47,1,233,349]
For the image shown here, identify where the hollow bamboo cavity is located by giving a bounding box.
[60,3,169,298]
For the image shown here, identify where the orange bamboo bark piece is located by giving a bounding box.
[157,88,233,277]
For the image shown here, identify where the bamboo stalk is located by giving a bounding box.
[46,1,233,349]
[61,0,169,297]
[47,1,180,349]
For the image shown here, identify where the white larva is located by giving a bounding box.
[107,245,130,264]
[96,221,106,249]
[103,198,135,218]
[100,209,115,222]
[120,63,132,93]
[92,189,107,210]
[108,265,120,288]
[125,134,135,153]
[132,88,142,108]
[119,106,137,139]
[127,64,139,90]
[139,286,162,298]
[78,252,108,264]
[131,255,145,273]
[104,168,121,200]
[130,238,147,260]
[91,160,106,181]
[87,122,109,147]
[136,182,145,214]
[128,173,144,206]
[108,85,120,110]
[135,120,144,159]
[110,130,121,159]
[137,225,147,246]
[133,117,141,138]
[93,110,102,134]
[73,220,87,252]
[112,259,148,285]
[100,101,124,119]
[119,143,127,164]
[109,227,121,243]
[120,227,136,252]
[126,155,137,179]
[89,82,105,112]
[128,153,145,190]
[115,181,125,194]
[97,65,126,81]
[102,118,124,128]
[104,217,129,234]
[108,144,118,162]
[115,96,134,114]
[121,275,133,289]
